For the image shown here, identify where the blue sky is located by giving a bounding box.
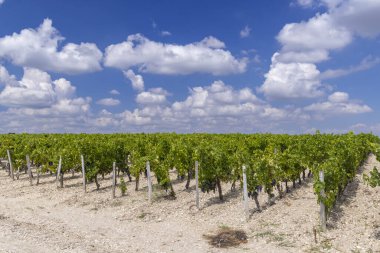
[0,0,379,134]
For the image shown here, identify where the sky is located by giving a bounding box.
[0,0,379,134]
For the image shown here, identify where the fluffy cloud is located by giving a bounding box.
[0,19,102,74]
[0,98,91,130]
[0,65,91,113]
[0,85,54,108]
[118,110,152,126]
[0,66,93,133]
[277,14,352,52]
[259,0,380,100]
[259,58,323,99]
[136,88,168,105]
[96,98,120,106]
[171,81,267,118]
[0,67,56,107]
[259,13,348,99]
[304,91,372,116]
[104,34,247,75]
[124,69,144,91]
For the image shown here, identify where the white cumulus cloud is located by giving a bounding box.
[136,88,168,105]
[0,67,56,107]
[304,91,372,116]
[259,0,380,100]
[277,13,352,52]
[259,57,323,99]
[0,65,91,114]
[104,34,247,75]
[0,19,102,74]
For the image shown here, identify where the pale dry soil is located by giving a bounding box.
[0,155,379,253]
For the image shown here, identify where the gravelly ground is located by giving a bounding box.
[0,155,379,253]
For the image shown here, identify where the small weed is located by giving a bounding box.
[119,177,127,196]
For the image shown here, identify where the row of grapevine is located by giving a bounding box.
[0,132,378,224]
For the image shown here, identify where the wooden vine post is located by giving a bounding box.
[57,156,62,188]
[242,165,249,220]
[26,155,32,186]
[112,161,116,199]
[7,150,14,181]
[195,161,199,209]
[319,170,326,231]
[36,166,40,185]
[146,161,152,204]
[81,155,86,193]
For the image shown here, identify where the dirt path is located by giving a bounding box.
[0,155,379,252]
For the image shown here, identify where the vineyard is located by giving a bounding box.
[1,132,379,226]
[1,132,380,252]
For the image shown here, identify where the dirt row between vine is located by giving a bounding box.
[0,155,379,253]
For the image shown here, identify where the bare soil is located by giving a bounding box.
[0,155,379,253]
